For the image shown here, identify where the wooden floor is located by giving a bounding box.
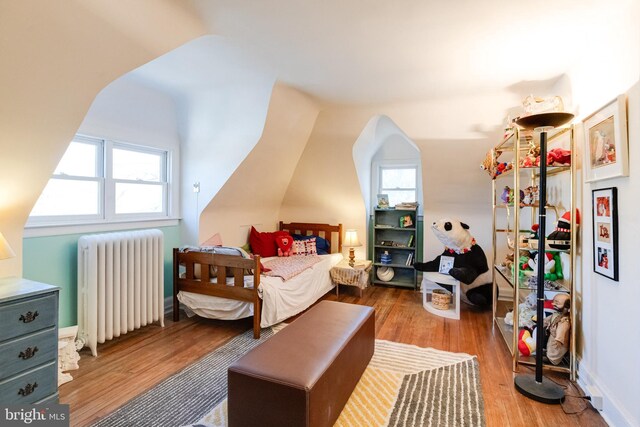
[60,286,606,427]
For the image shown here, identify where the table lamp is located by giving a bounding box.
[343,229,362,267]
[0,232,16,260]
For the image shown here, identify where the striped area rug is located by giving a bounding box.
[91,328,274,427]
[192,340,485,427]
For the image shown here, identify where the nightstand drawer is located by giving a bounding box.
[0,361,57,405]
[0,327,57,380]
[0,293,57,342]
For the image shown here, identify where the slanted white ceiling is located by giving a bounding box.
[191,0,629,105]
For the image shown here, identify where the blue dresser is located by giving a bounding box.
[0,277,59,404]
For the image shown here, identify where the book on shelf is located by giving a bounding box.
[405,252,414,266]
[407,234,414,247]
[395,202,419,210]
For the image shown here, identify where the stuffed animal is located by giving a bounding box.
[547,210,580,249]
[518,326,537,357]
[528,252,555,275]
[547,148,571,166]
[544,293,571,365]
[414,219,493,308]
[505,291,537,329]
[480,149,513,179]
[274,232,293,257]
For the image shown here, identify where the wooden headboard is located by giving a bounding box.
[278,221,343,253]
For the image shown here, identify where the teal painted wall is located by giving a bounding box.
[23,226,180,328]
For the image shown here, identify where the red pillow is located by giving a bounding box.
[249,226,277,258]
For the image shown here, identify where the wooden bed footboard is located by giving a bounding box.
[173,248,262,338]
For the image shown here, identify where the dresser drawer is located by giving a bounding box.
[0,361,57,405]
[0,293,57,342]
[0,327,57,380]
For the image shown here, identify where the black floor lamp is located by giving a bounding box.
[514,111,573,404]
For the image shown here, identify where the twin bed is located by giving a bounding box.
[173,222,343,338]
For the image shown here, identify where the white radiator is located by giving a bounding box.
[77,229,164,356]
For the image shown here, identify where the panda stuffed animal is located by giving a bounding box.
[414,218,493,308]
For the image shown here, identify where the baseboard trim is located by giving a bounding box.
[578,361,638,427]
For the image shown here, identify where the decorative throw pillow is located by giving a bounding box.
[292,234,330,255]
[292,240,306,256]
[304,237,317,255]
[249,226,277,258]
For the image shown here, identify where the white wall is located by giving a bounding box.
[0,0,205,277]
[565,3,640,425]
[198,84,320,245]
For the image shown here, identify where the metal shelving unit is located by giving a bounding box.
[490,124,577,380]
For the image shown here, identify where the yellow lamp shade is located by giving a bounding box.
[0,232,16,260]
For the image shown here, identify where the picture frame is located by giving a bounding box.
[377,193,390,209]
[583,95,629,182]
[592,187,618,281]
[439,255,455,274]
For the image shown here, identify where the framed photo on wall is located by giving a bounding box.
[583,95,629,182]
[592,187,619,281]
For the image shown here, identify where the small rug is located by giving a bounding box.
[189,340,485,427]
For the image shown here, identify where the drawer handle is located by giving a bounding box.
[18,346,39,360]
[18,310,39,323]
[18,382,38,397]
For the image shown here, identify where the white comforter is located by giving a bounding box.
[177,253,343,327]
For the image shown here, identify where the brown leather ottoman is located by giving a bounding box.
[228,300,375,427]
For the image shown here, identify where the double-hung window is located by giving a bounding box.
[29,135,170,225]
[378,165,418,208]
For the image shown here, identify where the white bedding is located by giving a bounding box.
[177,253,343,327]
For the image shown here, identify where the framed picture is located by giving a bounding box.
[377,194,389,209]
[583,95,629,182]
[439,255,455,274]
[592,187,618,281]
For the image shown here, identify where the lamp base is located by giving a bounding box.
[514,374,564,404]
[348,248,355,267]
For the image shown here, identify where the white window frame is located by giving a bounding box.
[373,160,420,210]
[107,141,169,221]
[27,135,172,228]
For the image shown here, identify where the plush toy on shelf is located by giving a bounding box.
[548,210,580,250]
[544,293,571,365]
[518,326,537,357]
[546,148,571,166]
[414,218,493,308]
[480,149,513,179]
[505,292,537,330]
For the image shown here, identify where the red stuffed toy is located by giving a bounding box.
[274,232,293,257]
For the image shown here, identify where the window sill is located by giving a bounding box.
[23,218,180,238]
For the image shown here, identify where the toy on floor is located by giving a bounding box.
[414,218,492,308]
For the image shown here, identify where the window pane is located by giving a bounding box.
[54,141,98,177]
[30,179,100,216]
[381,168,416,189]
[387,190,416,207]
[113,148,163,182]
[115,183,163,214]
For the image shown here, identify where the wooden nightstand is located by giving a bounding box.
[330,259,372,297]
